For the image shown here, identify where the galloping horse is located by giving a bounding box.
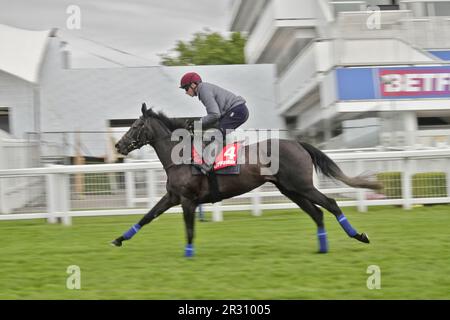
[112,104,382,256]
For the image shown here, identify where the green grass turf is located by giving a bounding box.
[0,205,449,299]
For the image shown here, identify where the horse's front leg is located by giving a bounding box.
[181,199,197,258]
[111,193,179,247]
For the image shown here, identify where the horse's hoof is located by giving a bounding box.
[354,233,370,244]
[111,239,123,247]
[184,245,194,258]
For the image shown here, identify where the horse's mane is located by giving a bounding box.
[145,108,187,131]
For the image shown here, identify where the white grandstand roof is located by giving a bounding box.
[0,24,53,83]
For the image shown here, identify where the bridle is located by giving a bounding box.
[127,124,148,150]
[129,118,171,148]
[127,119,176,171]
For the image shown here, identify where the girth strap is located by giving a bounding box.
[207,172,222,203]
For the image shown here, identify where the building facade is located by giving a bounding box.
[230,0,450,148]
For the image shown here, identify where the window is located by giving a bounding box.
[433,2,450,16]
[0,107,10,133]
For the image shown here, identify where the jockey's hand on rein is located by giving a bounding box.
[184,119,195,132]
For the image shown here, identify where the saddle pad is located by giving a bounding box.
[191,164,240,175]
[192,142,241,171]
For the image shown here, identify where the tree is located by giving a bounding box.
[159,30,246,66]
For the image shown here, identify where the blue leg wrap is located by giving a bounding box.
[336,214,358,237]
[185,244,194,258]
[123,223,141,240]
[317,227,328,253]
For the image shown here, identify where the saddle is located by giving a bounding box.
[191,142,242,203]
[191,142,241,175]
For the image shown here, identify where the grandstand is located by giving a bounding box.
[230,0,450,149]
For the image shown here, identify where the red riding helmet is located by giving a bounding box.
[180,72,202,89]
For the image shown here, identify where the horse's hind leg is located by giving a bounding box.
[297,199,329,253]
[300,188,370,244]
[280,189,328,253]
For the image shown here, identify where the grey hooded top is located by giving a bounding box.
[196,82,246,127]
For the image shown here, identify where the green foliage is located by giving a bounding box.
[412,172,447,198]
[377,172,402,198]
[160,30,246,66]
[377,171,448,198]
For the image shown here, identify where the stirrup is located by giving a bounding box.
[194,163,213,175]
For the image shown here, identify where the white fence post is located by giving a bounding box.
[146,169,156,208]
[447,158,450,199]
[251,187,262,216]
[212,202,223,222]
[0,178,9,214]
[46,173,58,224]
[46,172,72,225]
[312,169,319,189]
[402,158,412,210]
[125,171,135,207]
[0,140,9,214]
[356,159,367,212]
[60,173,72,226]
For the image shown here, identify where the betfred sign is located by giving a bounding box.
[336,66,450,100]
[380,68,450,97]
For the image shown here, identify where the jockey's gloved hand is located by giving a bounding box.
[184,119,195,132]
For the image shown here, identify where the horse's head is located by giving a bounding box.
[115,103,151,155]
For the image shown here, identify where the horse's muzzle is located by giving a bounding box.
[115,142,128,156]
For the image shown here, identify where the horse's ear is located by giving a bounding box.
[141,103,147,117]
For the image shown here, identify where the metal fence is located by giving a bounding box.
[0,137,42,214]
[26,131,132,162]
[0,148,449,224]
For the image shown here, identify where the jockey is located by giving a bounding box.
[180,72,249,174]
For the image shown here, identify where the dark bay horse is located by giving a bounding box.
[112,104,382,256]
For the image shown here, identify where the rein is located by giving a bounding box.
[135,121,178,171]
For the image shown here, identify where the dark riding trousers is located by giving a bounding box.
[218,104,249,136]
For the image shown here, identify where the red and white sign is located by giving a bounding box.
[213,143,240,170]
[379,69,450,97]
[192,142,240,170]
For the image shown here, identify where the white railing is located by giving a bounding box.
[0,148,450,224]
[0,137,41,214]
[380,129,450,148]
[333,11,450,51]
[403,17,450,49]
[0,138,40,169]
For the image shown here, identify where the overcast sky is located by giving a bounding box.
[0,0,233,67]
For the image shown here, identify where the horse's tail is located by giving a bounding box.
[299,142,382,190]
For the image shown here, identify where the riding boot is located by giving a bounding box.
[195,162,213,175]
[198,139,221,175]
